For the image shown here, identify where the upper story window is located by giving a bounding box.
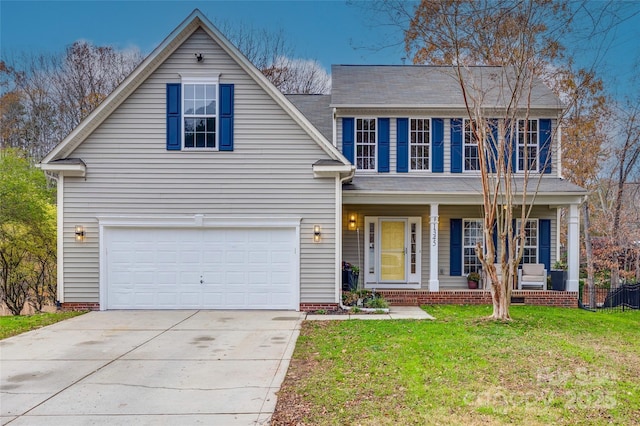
[463,219,484,274]
[183,78,217,149]
[464,119,480,171]
[410,118,430,171]
[356,118,376,170]
[517,119,538,172]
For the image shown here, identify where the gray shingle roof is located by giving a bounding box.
[331,65,562,109]
[286,94,332,141]
[344,176,586,195]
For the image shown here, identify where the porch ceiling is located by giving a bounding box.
[343,176,586,206]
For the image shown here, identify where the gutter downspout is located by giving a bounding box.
[337,169,355,310]
[43,171,64,305]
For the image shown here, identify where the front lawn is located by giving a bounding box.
[273,305,640,425]
[0,311,86,339]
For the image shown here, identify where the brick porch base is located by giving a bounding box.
[377,290,578,308]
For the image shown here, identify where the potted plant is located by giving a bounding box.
[467,271,481,289]
[550,261,567,291]
[349,265,360,291]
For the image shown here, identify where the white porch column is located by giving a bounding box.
[429,203,440,291]
[567,203,580,292]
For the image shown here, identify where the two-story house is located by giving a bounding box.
[40,10,585,311]
[290,65,586,307]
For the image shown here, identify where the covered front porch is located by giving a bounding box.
[340,176,584,299]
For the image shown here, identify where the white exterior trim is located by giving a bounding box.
[567,204,580,292]
[39,162,86,177]
[98,215,302,310]
[56,175,64,303]
[429,203,439,291]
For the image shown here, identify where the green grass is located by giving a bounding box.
[276,306,640,425]
[0,311,86,339]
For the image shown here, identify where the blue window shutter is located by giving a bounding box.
[450,219,462,276]
[539,219,551,271]
[539,119,552,173]
[219,84,234,151]
[397,118,409,173]
[378,118,390,172]
[432,118,444,172]
[507,121,517,172]
[451,118,462,173]
[166,83,181,151]
[488,119,498,173]
[342,118,355,164]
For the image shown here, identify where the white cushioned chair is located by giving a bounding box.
[518,263,547,290]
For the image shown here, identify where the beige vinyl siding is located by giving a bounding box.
[342,204,558,290]
[337,113,560,177]
[62,28,337,304]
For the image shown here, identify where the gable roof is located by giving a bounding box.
[40,9,350,168]
[286,95,332,141]
[331,65,562,110]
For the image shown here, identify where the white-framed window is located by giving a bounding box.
[517,219,538,263]
[364,216,421,288]
[463,219,484,274]
[356,118,376,170]
[463,119,480,171]
[182,77,217,149]
[410,118,430,171]
[517,119,538,172]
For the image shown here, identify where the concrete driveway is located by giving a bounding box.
[1,310,304,425]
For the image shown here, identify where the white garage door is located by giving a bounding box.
[104,227,298,310]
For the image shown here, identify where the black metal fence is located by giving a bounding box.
[580,284,640,312]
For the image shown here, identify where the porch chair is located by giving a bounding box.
[518,263,547,290]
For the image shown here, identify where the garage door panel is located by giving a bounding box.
[106,227,297,309]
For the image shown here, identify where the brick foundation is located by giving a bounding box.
[60,302,101,311]
[377,290,579,308]
[59,293,577,312]
[299,303,339,312]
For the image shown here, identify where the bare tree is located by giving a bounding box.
[402,0,572,319]
[218,20,330,94]
[1,42,142,160]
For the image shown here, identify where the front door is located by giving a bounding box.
[363,216,421,288]
[380,220,406,282]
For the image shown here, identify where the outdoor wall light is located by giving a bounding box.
[75,225,85,242]
[195,52,204,62]
[313,225,321,243]
[348,214,357,231]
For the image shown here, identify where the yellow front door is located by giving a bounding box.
[380,220,406,281]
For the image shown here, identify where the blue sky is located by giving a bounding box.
[1,0,639,98]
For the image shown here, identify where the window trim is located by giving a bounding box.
[517,118,539,173]
[363,216,421,289]
[354,117,377,172]
[409,117,431,172]
[463,118,480,172]
[462,218,484,275]
[516,219,539,264]
[181,76,219,151]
